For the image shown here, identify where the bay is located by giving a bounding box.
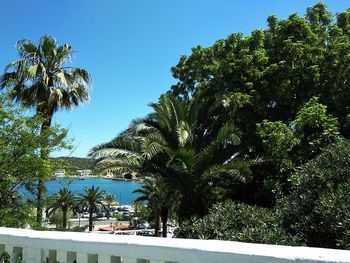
[21,177,142,205]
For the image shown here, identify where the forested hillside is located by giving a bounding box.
[55,157,95,171]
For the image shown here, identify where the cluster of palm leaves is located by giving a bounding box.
[90,94,252,232]
[46,186,115,231]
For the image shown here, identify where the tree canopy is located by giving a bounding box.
[170,2,350,206]
[91,3,350,248]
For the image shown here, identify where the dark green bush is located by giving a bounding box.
[280,140,350,249]
[0,201,34,228]
[179,200,302,245]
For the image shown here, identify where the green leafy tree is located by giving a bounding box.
[257,97,341,196]
[170,2,350,206]
[78,186,105,231]
[1,35,91,223]
[0,94,68,227]
[291,97,341,161]
[46,187,76,228]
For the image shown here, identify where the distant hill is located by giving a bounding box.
[54,157,95,171]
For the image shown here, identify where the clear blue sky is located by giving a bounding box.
[1,0,349,157]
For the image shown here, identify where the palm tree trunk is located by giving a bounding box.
[89,208,93,231]
[106,206,110,220]
[161,207,168,238]
[36,110,53,224]
[154,208,160,237]
[62,208,67,228]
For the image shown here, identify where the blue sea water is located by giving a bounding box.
[21,178,141,205]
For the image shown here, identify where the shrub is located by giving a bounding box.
[280,140,350,249]
[33,225,87,232]
[179,200,302,245]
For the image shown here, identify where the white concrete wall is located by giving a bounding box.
[0,227,350,263]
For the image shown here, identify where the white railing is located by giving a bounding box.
[1,227,350,263]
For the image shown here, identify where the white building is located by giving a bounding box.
[77,169,92,177]
[54,169,65,177]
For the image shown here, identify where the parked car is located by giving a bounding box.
[122,211,130,218]
[137,230,154,236]
[136,222,150,229]
[82,212,89,218]
[96,212,104,218]
[112,231,131,235]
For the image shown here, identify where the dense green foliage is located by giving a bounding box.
[0,94,68,227]
[179,139,350,250]
[180,200,302,246]
[2,2,350,249]
[91,2,350,249]
[280,140,350,249]
[170,3,350,205]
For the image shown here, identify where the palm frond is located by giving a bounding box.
[39,35,57,59]
[91,148,140,160]
[89,135,142,157]
[71,68,91,85]
[166,148,196,175]
[199,122,240,165]
[16,40,38,58]
[215,123,241,146]
[176,121,193,146]
[203,160,252,183]
[142,132,168,159]
[1,34,91,115]
[95,157,141,175]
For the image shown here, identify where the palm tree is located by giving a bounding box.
[46,187,76,228]
[104,193,117,220]
[0,35,91,223]
[72,202,84,227]
[78,186,105,231]
[133,177,175,237]
[91,94,252,222]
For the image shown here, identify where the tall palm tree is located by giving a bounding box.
[78,186,105,231]
[0,35,91,223]
[46,187,76,228]
[91,94,252,222]
[104,193,117,220]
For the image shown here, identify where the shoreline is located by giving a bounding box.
[54,175,139,182]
